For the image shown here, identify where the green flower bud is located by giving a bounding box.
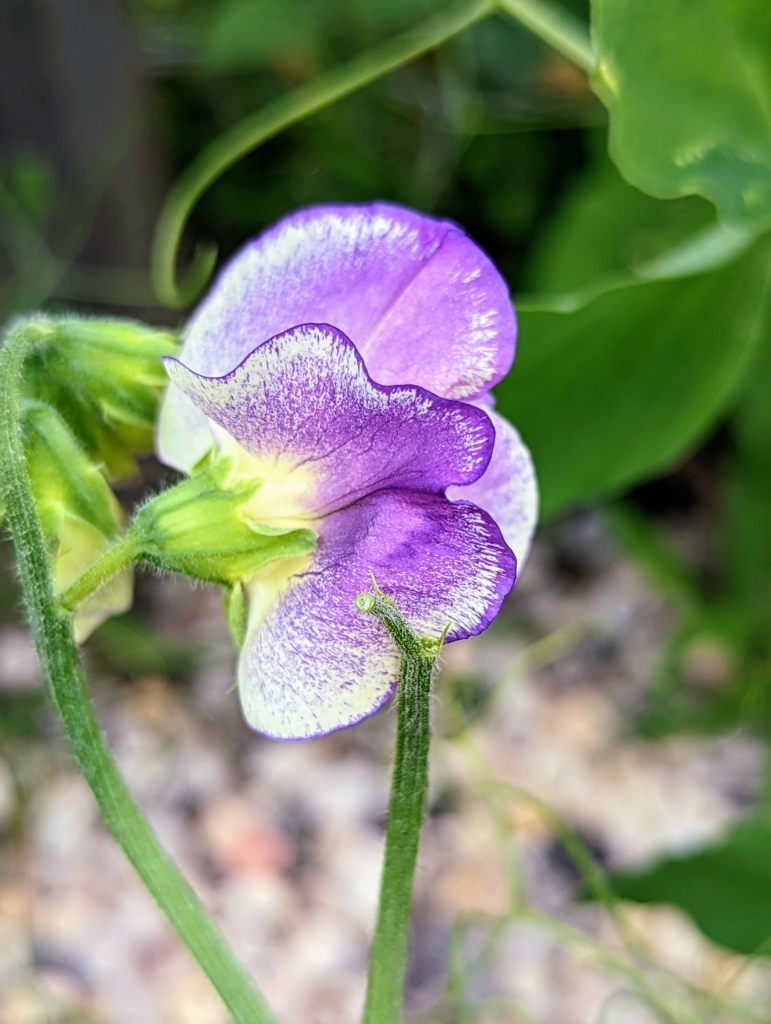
[23,401,133,641]
[129,455,318,587]
[23,316,178,479]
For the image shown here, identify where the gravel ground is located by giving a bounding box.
[0,511,768,1024]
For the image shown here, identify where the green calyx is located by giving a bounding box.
[22,399,133,640]
[9,313,179,636]
[129,455,318,587]
[21,315,178,479]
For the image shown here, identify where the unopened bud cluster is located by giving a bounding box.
[14,315,177,637]
[23,317,178,478]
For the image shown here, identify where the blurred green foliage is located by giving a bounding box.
[611,818,771,957]
[498,231,771,515]
[145,0,771,958]
[592,0,771,229]
[3,0,771,961]
[146,5,595,282]
[88,613,199,680]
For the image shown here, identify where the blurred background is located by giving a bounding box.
[2,0,771,1022]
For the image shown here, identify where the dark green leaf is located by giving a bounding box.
[611,817,771,956]
[726,334,771,619]
[497,234,771,518]
[591,0,771,228]
[526,133,714,294]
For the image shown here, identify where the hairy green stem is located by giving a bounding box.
[0,320,278,1024]
[59,532,141,612]
[151,0,493,308]
[356,592,442,1024]
[496,0,595,73]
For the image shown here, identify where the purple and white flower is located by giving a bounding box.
[158,204,537,740]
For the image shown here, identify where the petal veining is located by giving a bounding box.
[159,204,515,469]
[163,324,495,517]
[239,488,516,739]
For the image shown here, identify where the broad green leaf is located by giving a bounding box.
[611,818,771,956]
[527,134,714,294]
[496,234,771,518]
[591,0,771,229]
[727,333,771,618]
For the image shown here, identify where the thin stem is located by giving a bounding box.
[356,592,441,1024]
[517,908,764,1024]
[483,779,647,957]
[150,0,494,308]
[0,319,278,1024]
[59,531,141,612]
[495,0,595,73]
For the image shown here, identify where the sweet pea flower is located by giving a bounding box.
[158,204,537,740]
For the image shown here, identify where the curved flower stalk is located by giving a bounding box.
[0,321,278,1024]
[158,203,538,741]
